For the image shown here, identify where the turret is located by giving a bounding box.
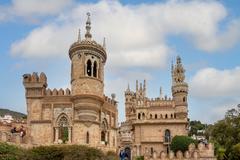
[172,56,188,119]
[125,84,135,121]
[23,72,47,98]
[69,12,106,97]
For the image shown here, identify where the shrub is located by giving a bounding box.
[170,136,196,153]
[135,156,144,160]
[104,151,118,160]
[229,143,240,160]
[0,142,25,160]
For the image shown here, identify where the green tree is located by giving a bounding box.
[170,136,196,153]
[229,143,240,160]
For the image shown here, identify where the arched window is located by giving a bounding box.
[57,115,69,142]
[150,114,152,119]
[93,61,97,77]
[174,113,176,118]
[160,114,163,118]
[183,97,186,102]
[155,114,157,119]
[86,60,92,76]
[151,147,154,157]
[171,114,173,118]
[138,113,141,119]
[101,131,105,142]
[165,114,168,119]
[86,132,89,144]
[165,129,171,142]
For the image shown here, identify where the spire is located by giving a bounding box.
[136,80,138,91]
[85,12,92,40]
[143,79,146,90]
[160,87,163,99]
[176,55,181,64]
[78,29,81,42]
[127,83,130,91]
[103,37,106,49]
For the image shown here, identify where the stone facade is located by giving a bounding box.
[22,13,118,152]
[118,56,216,159]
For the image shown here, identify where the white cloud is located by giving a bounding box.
[10,0,240,69]
[189,67,240,98]
[0,0,73,22]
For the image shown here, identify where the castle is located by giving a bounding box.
[21,13,118,152]
[0,13,216,159]
[118,55,189,158]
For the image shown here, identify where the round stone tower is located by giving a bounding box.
[171,56,188,119]
[69,12,106,98]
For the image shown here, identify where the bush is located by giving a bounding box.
[170,136,196,153]
[105,151,118,160]
[135,156,144,160]
[229,143,240,160]
[0,142,25,160]
[0,143,115,160]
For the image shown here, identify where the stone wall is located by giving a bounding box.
[142,143,216,160]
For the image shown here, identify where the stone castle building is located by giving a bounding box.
[22,13,118,152]
[118,56,189,158]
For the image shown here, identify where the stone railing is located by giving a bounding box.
[142,143,216,160]
[0,131,27,144]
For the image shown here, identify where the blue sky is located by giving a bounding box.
[0,0,240,124]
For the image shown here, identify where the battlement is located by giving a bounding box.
[103,94,117,106]
[143,143,216,160]
[23,72,47,85]
[45,88,71,96]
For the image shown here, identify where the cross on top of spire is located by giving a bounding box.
[85,12,92,40]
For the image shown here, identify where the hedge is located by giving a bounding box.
[0,142,117,160]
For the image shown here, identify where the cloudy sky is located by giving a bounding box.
[0,0,240,124]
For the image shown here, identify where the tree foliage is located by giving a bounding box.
[170,135,196,153]
[189,120,206,136]
[206,104,240,160]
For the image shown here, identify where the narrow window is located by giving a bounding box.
[183,97,186,102]
[151,147,154,157]
[93,61,97,77]
[87,60,92,76]
[150,114,152,119]
[171,114,173,118]
[165,114,168,119]
[101,131,105,142]
[165,129,171,143]
[138,113,141,119]
[155,114,157,119]
[86,132,89,144]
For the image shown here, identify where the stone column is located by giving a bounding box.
[137,145,140,156]
[68,127,72,143]
[54,127,59,143]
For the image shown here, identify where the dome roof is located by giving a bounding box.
[69,13,107,63]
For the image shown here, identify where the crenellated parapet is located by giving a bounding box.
[45,88,71,96]
[23,72,48,98]
[142,142,216,160]
[103,94,117,106]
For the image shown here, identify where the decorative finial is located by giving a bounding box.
[103,37,106,49]
[143,79,146,90]
[85,12,92,40]
[160,87,163,99]
[127,83,130,91]
[136,80,138,91]
[176,55,181,64]
[78,29,81,42]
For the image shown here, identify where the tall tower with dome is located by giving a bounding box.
[22,13,118,152]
